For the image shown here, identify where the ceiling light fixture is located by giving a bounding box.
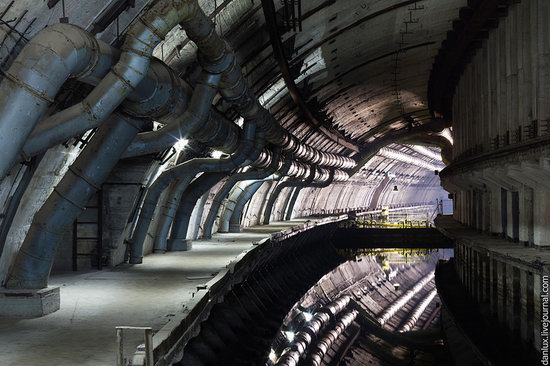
[211,150,223,159]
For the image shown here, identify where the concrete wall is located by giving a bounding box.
[443,0,550,247]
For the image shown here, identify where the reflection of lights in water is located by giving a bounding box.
[339,248,450,263]
[284,331,295,342]
[173,138,189,152]
[268,348,277,363]
[211,150,223,158]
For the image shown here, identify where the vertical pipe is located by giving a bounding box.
[202,148,280,239]
[227,181,265,233]
[166,172,227,250]
[263,166,315,225]
[5,113,145,289]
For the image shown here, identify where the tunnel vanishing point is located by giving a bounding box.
[0,0,548,365]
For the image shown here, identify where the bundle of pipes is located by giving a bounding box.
[0,19,354,180]
[2,0,355,288]
[398,288,438,333]
[283,168,336,221]
[221,156,294,234]
[263,166,346,224]
[201,147,283,239]
[124,0,358,263]
[273,296,351,365]
[377,271,435,326]
[309,310,359,366]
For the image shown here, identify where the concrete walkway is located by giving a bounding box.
[435,215,550,269]
[0,219,310,366]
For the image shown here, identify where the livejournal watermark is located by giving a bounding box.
[542,275,549,365]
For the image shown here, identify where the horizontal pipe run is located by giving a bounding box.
[284,169,335,220]
[0,23,118,179]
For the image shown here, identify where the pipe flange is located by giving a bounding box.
[198,49,235,74]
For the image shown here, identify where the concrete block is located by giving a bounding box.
[0,287,60,318]
[167,239,192,251]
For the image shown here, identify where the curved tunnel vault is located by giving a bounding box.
[0,0,547,365]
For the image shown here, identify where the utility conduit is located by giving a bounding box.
[3,0,205,178]
[378,147,444,171]
[202,148,281,239]
[309,310,359,366]
[6,113,147,289]
[284,169,335,221]
[273,296,352,366]
[398,289,438,333]
[159,133,271,247]
[263,166,317,225]
[221,157,294,233]
[377,271,435,325]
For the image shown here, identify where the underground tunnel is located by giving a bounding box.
[0,0,548,365]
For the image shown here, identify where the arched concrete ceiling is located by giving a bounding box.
[159,0,466,155]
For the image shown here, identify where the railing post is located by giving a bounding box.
[117,328,124,366]
[116,326,154,366]
[145,328,154,366]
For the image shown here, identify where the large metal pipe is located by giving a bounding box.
[5,113,146,289]
[273,296,352,365]
[168,0,356,171]
[5,0,241,176]
[226,181,264,233]
[0,23,115,178]
[143,71,242,252]
[165,172,228,251]
[398,289,438,333]
[128,113,259,264]
[30,0,230,152]
[149,147,206,253]
[201,148,281,239]
[153,120,266,250]
[309,310,359,366]
[9,0,204,176]
[22,58,192,159]
[225,158,293,233]
[284,169,335,220]
[377,271,435,325]
[263,166,317,225]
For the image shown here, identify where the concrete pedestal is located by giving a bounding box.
[167,239,192,251]
[0,287,60,318]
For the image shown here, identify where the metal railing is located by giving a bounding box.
[116,326,153,366]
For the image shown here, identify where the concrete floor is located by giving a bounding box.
[0,219,309,366]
